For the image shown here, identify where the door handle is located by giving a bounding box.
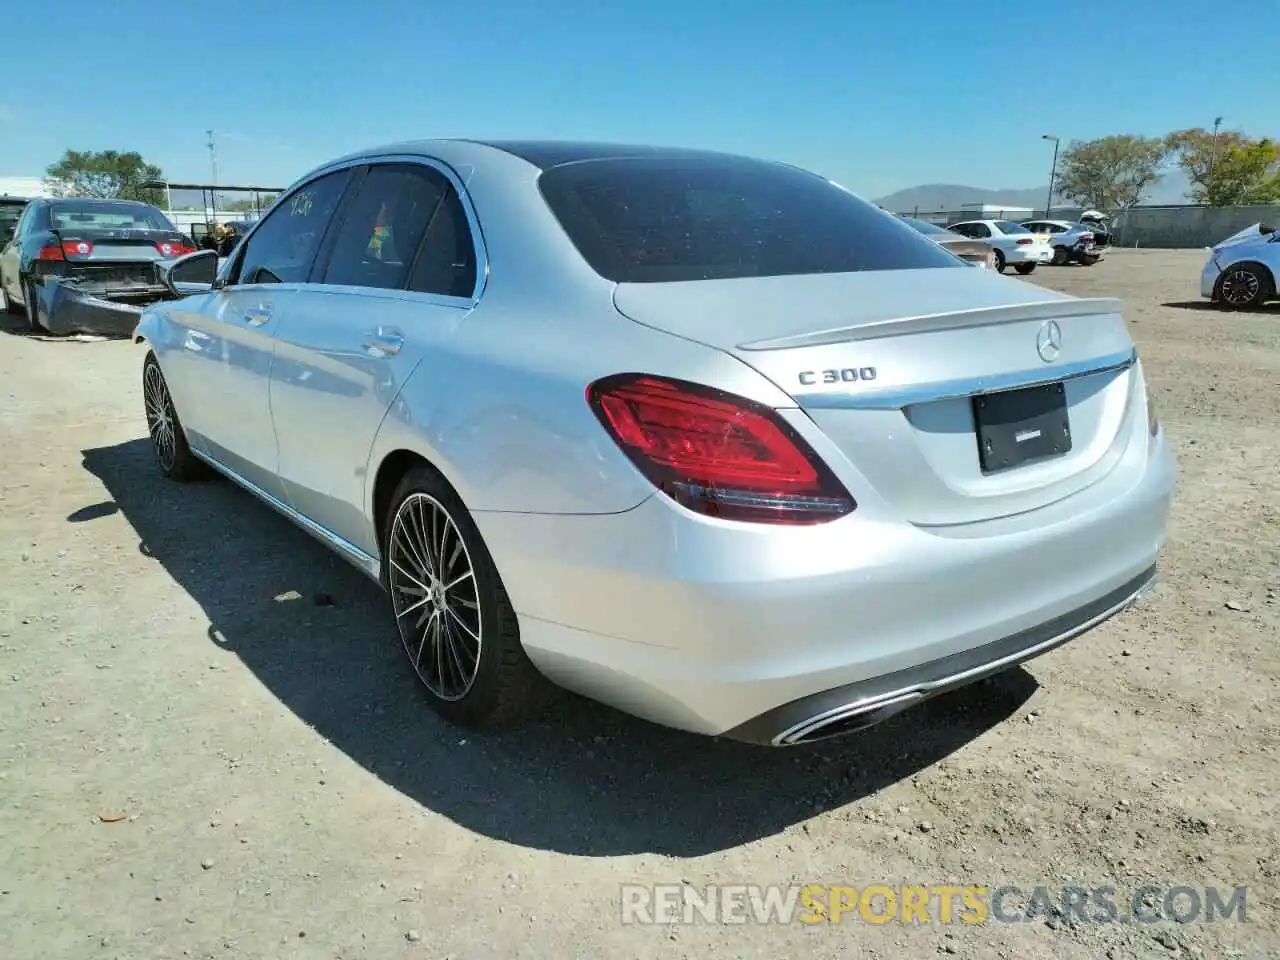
[362,331,404,357]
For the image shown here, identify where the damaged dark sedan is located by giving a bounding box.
[0,197,198,334]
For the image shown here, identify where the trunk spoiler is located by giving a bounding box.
[736,297,1124,351]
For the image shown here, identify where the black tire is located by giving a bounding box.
[142,352,207,481]
[1079,254,1100,266]
[1216,262,1273,310]
[1051,246,1068,266]
[23,281,47,333]
[992,249,1006,273]
[1014,263,1037,275]
[382,464,548,730]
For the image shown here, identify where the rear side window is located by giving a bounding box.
[236,170,350,285]
[322,164,447,290]
[994,220,1032,235]
[537,156,962,283]
[405,184,477,298]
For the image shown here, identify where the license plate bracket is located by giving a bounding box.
[972,382,1071,473]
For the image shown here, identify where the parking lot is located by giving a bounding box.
[0,249,1276,960]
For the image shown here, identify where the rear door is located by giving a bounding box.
[162,169,353,499]
[269,159,481,553]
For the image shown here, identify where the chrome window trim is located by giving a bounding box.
[220,152,491,306]
[796,348,1137,410]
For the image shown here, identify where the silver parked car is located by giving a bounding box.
[1200,222,1279,309]
[945,219,1055,275]
[134,140,1175,745]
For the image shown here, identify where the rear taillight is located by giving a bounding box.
[36,243,66,261]
[586,373,856,525]
[61,239,93,257]
[156,241,196,257]
[1016,238,1034,246]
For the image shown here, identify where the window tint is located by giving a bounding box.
[993,220,1031,235]
[236,170,350,285]
[957,222,990,238]
[50,201,175,232]
[902,217,952,236]
[405,182,477,298]
[322,164,446,290]
[537,156,961,283]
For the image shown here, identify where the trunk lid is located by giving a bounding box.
[613,267,1139,526]
[52,227,188,263]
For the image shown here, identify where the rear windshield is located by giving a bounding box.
[902,217,954,236]
[537,156,964,283]
[993,220,1032,235]
[50,201,175,232]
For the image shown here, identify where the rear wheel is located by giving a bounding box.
[1217,263,1272,310]
[23,281,47,333]
[992,249,1006,273]
[383,464,547,730]
[1051,246,1068,266]
[142,352,206,481]
[1079,254,1100,266]
[1014,263,1037,275]
[1,281,21,315]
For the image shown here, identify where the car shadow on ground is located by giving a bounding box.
[80,438,1037,857]
[1162,300,1280,313]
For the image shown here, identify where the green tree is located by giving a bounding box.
[1166,127,1280,205]
[1055,135,1169,212]
[44,150,165,205]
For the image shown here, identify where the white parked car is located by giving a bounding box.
[945,220,1054,275]
[1200,222,1279,310]
[1022,220,1104,266]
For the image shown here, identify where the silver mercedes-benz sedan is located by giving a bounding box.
[133,139,1175,746]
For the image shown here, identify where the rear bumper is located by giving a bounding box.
[474,424,1176,740]
[33,277,163,336]
[1006,246,1053,264]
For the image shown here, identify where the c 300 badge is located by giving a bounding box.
[797,366,877,386]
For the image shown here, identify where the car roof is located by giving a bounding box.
[307,138,779,182]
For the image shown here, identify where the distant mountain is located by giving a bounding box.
[875,170,1193,214]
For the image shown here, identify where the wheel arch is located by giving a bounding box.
[1216,259,1277,300]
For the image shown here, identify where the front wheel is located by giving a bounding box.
[1217,263,1272,310]
[1014,263,1037,275]
[992,249,1006,273]
[383,465,548,730]
[142,352,207,481]
[1051,246,1068,266]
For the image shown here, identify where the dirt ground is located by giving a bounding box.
[1,249,1277,960]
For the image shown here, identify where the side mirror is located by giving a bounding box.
[159,248,220,296]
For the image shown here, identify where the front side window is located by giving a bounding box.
[322,164,447,291]
[235,169,351,285]
[537,155,962,283]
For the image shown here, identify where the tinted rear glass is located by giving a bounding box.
[537,156,963,282]
[50,201,175,232]
[993,220,1032,235]
[902,217,954,236]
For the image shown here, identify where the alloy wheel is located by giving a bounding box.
[143,363,178,472]
[1220,268,1261,306]
[388,492,483,701]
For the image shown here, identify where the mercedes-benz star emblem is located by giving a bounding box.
[1036,320,1063,363]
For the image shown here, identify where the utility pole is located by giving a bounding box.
[206,129,219,221]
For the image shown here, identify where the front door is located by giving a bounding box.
[270,161,481,555]
[173,168,353,500]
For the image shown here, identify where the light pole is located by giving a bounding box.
[1042,134,1060,218]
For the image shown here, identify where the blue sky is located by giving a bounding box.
[3,0,1276,199]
